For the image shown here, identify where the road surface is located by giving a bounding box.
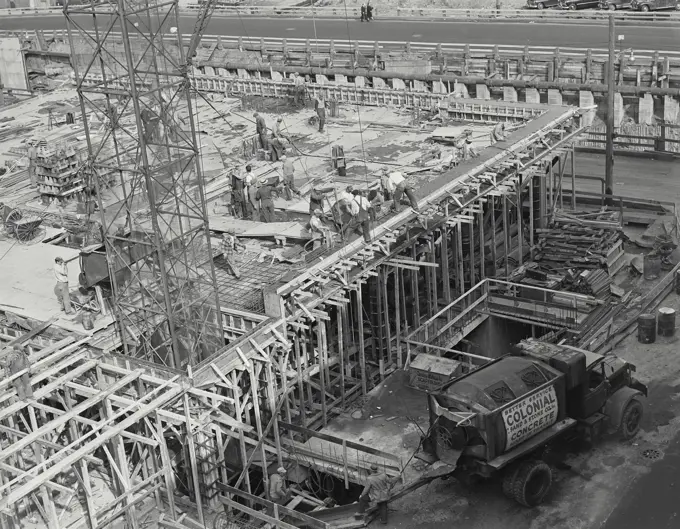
[1,15,679,52]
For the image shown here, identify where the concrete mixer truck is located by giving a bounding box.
[421,340,647,507]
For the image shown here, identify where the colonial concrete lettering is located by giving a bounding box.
[502,386,558,451]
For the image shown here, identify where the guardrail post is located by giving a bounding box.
[282,38,288,60]
[651,51,659,86]
[216,36,222,50]
[435,43,442,59]
[406,41,411,54]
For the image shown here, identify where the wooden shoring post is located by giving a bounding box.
[356,284,368,396]
[182,393,205,526]
[135,376,162,509]
[410,243,421,328]
[279,354,293,430]
[154,410,177,520]
[264,361,284,469]
[380,267,392,371]
[469,213,476,286]
[548,161,554,216]
[489,196,497,277]
[301,333,315,417]
[320,317,331,403]
[246,363,270,496]
[63,387,97,529]
[440,227,451,306]
[336,306,346,407]
[516,179,523,267]
[215,422,229,491]
[293,333,307,429]
[3,414,30,524]
[315,322,328,427]
[478,203,486,280]
[450,225,459,298]
[503,195,510,278]
[230,370,251,494]
[558,155,566,210]
[571,144,576,209]
[399,268,408,335]
[529,174,535,260]
[25,407,58,529]
[429,236,438,319]
[456,223,465,297]
[96,365,140,529]
[394,266,402,369]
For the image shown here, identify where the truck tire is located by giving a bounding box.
[512,460,552,507]
[502,465,521,499]
[619,398,644,440]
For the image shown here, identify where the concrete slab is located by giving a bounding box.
[0,38,28,91]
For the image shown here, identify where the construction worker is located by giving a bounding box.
[315,94,326,133]
[380,167,419,212]
[280,156,300,201]
[0,346,33,401]
[463,138,480,160]
[221,232,243,278]
[357,464,392,524]
[309,183,335,214]
[246,174,260,221]
[273,116,289,141]
[27,141,37,188]
[269,466,290,505]
[308,208,333,249]
[53,257,73,315]
[293,73,306,107]
[232,168,250,218]
[341,192,371,243]
[367,188,385,221]
[490,122,508,144]
[254,112,268,150]
[256,178,276,223]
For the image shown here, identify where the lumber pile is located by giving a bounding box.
[534,210,624,274]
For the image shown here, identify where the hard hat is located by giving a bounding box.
[313,208,323,216]
[277,116,283,122]
[277,466,286,474]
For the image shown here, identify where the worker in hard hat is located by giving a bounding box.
[269,466,291,505]
[380,167,419,213]
[356,463,393,524]
[256,178,276,223]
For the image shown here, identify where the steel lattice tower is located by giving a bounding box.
[65,0,223,368]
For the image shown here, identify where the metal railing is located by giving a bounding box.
[2,5,680,23]
[5,28,678,63]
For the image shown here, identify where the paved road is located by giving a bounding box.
[1,15,679,52]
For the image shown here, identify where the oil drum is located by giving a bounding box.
[637,313,656,344]
[643,255,661,280]
[675,269,680,295]
[82,311,94,331]
[657,307,676,337]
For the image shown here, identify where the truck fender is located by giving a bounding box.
[604,386,644,431]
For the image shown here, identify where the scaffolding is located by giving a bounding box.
[64,0,223,370]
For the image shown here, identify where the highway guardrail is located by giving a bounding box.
[1,5,680,23]
[4,29,680,63]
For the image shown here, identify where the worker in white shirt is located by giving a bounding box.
[293,73,306,107]
[53,257,73,315]
[315,94,326,133]
[340,191,371,243]
[490,122,508,144]
[380,167,419,212]
[308,208,334,249]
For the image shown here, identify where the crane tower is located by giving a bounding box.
[64,0,223,368]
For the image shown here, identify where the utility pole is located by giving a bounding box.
[605,14,615,207]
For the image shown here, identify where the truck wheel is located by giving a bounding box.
[512,460,552,507]
[619,398,644,440]
[640,3,649,10]
[502,465,520,499]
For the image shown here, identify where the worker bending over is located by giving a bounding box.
[341,191,371,243]
[380,167,419,213]
[356,464,393,524]
[308,208,334,249]
[269,466,291,505]
[309,183,335,214]
[490,122,509,144]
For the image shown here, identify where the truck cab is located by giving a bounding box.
[422,342,646,507]
[630,0,678,9]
